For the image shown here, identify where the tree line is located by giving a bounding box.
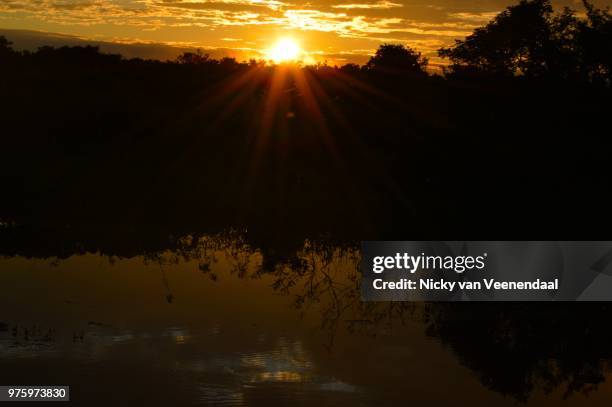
[0,0,610,249]
[1,0,610,84]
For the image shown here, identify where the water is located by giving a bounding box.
[1,234,612,406]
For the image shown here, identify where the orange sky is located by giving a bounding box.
[1,0,611,66]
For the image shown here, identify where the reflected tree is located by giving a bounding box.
[423,302,612,401]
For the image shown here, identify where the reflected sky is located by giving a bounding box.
[2,243,612,405]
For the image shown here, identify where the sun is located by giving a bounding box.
[266,38,302,63]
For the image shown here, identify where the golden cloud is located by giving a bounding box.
[331,1,402,10]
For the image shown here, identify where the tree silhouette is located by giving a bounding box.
[439,0,611,82]
[365,43,428,75]
[579,0,612,82]
[339,62,361,74]
[176,48,211,65]
[0,36,17,61]
[439,0,555,77]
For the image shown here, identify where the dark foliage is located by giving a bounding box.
[424,303,612,401]
[365,43,428,75]
[1,2,612,400]
[439,0,611,82]
[0,0,610,254]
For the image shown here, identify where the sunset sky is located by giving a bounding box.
[1,0,610,66]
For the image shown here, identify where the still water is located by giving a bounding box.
[1,234,612,406]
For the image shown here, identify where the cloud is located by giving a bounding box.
[152,0,288,12]
[447,11,500,23]
[331,1,402,10]
[0,0,480,37]
[0,0,509,63]
[280,9,425,38]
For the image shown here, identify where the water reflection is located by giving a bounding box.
[1,229,612,405]
[0,319,363,406]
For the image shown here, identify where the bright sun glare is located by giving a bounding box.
[267,38,301,63]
